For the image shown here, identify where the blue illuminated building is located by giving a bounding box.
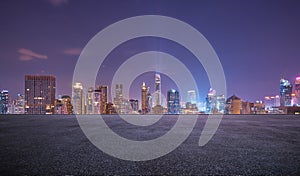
[280,78,293,106]
[167,89,180,114]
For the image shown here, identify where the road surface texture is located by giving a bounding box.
[0,115,299,175]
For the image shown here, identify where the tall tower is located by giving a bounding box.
[25,75,56,114]
[295,76,300,105]
[167,89,180,114]
[141,82,148,114]
[280,78,292,106]
[0,90,9,114]
[187,90,197,104]
[86,87,94,114]
[99,85,108,114]
[114,84,123,113]
[154,73,161,106]
[72,82,84,114]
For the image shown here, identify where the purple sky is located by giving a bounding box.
[0,0,299,103]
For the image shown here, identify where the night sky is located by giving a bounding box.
[0,0,299,103]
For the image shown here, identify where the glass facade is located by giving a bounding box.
[167,89,180,114]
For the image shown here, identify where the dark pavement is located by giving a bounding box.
[0,115,299,175]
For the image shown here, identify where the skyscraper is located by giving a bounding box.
[0,90,9,114]
[72,82,84,114]
[280,78,293,106]
[25,75,56,114]
[154,73,161,106]
[167,89,180,114]
[295,76,300,105]
[86,87,94,114]
[114,84,123,113]
[141,82,148,114]
[206,88,216,113]
[94,86,101,114]
[187,90,197,104]
[153,73,164,114]
[15,94,25,114]
[99,85,108,114]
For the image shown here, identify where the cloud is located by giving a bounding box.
[63,48,82,56]
[18,48,48,61]
[47,0,69,6]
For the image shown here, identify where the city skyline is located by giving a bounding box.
[0,0,300,102]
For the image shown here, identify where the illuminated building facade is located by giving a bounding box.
[25,75,56,114]
[187,90,197,104]
[152,73,164,114]
[154,73,161,106]
[206,89,225,114]
[129,99,139,112]
[295,76,300,106]
[141,82,149,114]
[86,87,94,114]
[0,90,9,114]
[72,82,84,114]
[280,78,292,106]
[99,85,108,114]
[167,89,180,114]
[264,95,280,111]
[61,95,73,114]
[9,94,25,114]
[225,95,242,114]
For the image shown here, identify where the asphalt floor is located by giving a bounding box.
[0,114,299,175]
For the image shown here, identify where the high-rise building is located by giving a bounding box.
[167,89,180,114]
[154,73,161,107]
[85,86,108,114]
[11,94,25,114]
[141,82,148,114]
[153,73,164,114]
[114,84,123,114]
[146,90,152,112]
[206,88,216,113]
[187,90,197,104]
[205,89,225,114]
[25,75,56,114]
[0,90,9,114]
[94,86,102,114]
[99,85,108,114]
[280,78,293,106]
[72,82,84,114]
[295,76,300,105]
[86,87,94,114]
